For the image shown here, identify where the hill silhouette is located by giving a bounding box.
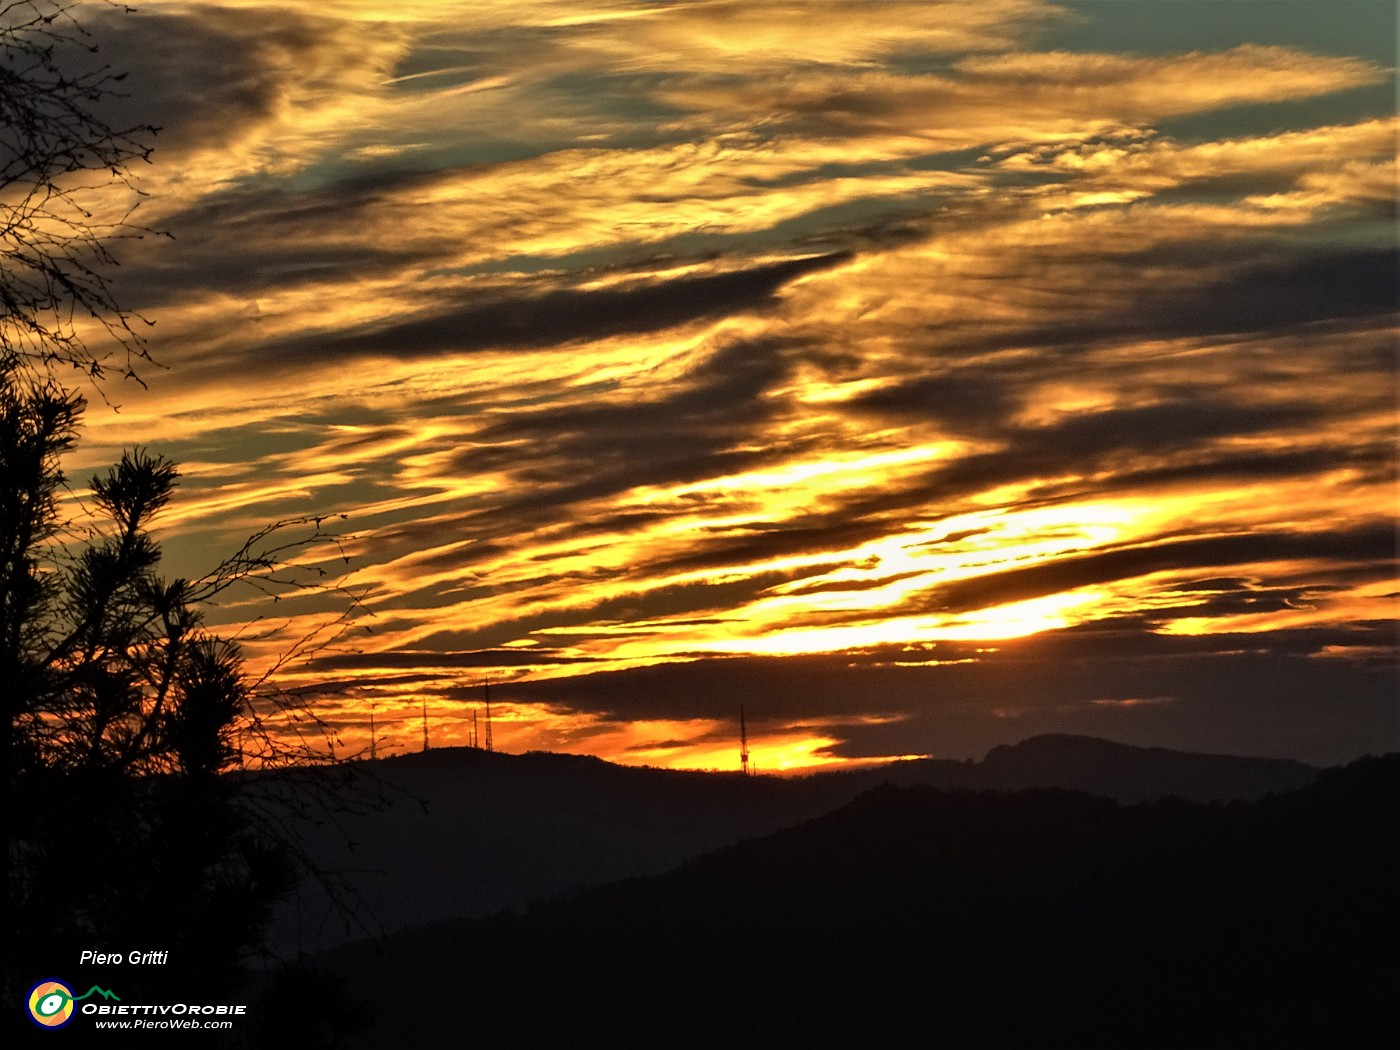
[328,754,1397,1048]
[272,735,1316,952]
[885,733,1317,801]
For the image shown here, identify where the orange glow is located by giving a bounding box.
[53,0,1394,769]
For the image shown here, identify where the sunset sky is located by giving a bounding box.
[64,0,1396,770]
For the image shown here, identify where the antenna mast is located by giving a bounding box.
[422,700,430,752]
[472,707,479,749]
[369,704,378,761]
[484,680,494,753]
[740,705,750,776]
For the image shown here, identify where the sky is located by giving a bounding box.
[53,0,1398,770]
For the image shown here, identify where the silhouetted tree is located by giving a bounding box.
[1,360,304,1005]
[1,0,159,382]
[2,8,375,1033]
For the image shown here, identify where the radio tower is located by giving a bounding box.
[369,704,378,761]
[471,707,479,749]
[740,705,750,776]
[484,680,494,753]
[421,700,430,752]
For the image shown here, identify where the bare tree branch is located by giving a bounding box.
[1,0,163,386]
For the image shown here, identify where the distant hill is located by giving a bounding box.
[326,755,1397,1048]
[267,733,1316,957]
[264,747,860,952]
[266,735,1316,954]
[885,733,1318,801]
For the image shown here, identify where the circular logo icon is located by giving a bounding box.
[28,980,76,1029]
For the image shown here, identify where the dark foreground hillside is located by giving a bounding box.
[270,734,1314,952]
[332,754,1397,1049]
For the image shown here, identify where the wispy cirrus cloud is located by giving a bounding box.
[60,0,1397,769]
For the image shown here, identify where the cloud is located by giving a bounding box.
[89,4,405,176]
[954,45,1386,117]
[994,119,1396,191]
[654,45,1386,143]
[594,0,1067,71]
[60,1,1397,770]
[498,620,1396,764]
[308,648,598,671]
[253,252,849,365]
[914,525,1394,617]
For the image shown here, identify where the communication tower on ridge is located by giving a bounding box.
[422,700,430,752]
[471,707,479,749]
[740,705,750,776]
[369,704,378,761]
[484,680,495,753]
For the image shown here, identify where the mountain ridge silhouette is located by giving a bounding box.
[272,733,1316,954]
[326,753,1396,1048]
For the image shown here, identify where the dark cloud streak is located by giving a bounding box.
[256,253,849,367]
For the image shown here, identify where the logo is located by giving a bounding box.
[27,981,120,1030]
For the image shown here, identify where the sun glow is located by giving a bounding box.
[53,0,1392,770]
